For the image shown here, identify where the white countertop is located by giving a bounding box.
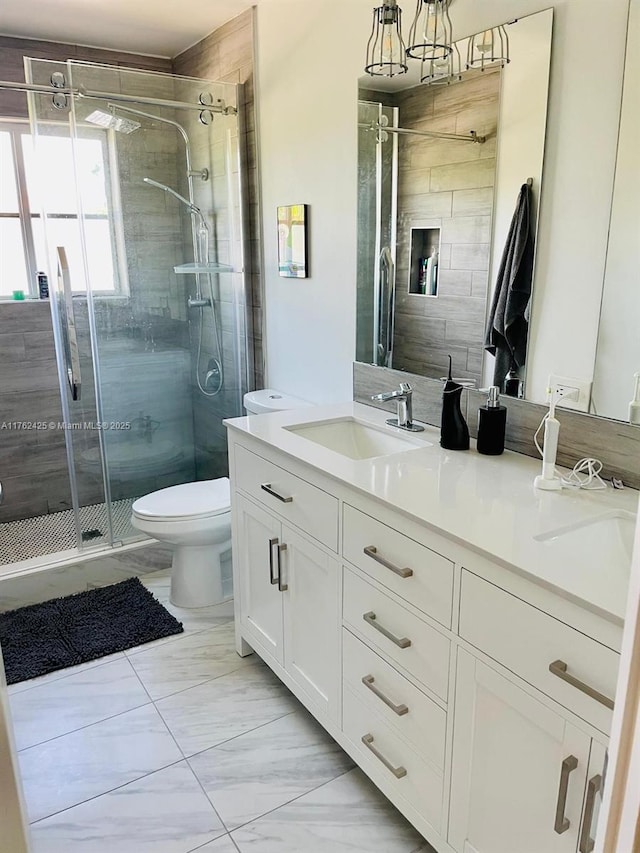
[226,402,639,625]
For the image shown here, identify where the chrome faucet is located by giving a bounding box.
[371,382,425,432]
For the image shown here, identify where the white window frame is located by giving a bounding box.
[0,119,129,299]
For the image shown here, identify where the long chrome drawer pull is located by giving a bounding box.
[277,543,288,592]
[268,537,279,585]
[361,734,407,779]
[363,611,411,649]
[554,755,578,834]
[261,483,293,503]
[579,774,602,853]
[362,675,409,716]
[363,546,413,579]
[549,660,614,710]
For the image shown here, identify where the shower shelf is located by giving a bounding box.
[174,263,235,274]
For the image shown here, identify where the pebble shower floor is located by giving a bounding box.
[0,499,139,565]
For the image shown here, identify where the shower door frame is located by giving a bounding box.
[0,59,252,575]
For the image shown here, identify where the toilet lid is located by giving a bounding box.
[132,478,230,521]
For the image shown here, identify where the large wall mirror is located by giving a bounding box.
[356,4,639,424]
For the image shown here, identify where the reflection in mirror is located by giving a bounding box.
[591,0,640,422]
[356,9,553,393]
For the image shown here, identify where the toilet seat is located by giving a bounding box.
[132,478,230,522]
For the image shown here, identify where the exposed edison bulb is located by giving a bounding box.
[381,26,402,65]
[476,30,494,54]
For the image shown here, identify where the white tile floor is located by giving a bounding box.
[7,567,434,853]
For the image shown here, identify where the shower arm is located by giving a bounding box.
[114,104,203,272]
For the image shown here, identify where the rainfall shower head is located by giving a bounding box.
[85,109,141,134]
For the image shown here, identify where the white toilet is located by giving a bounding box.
[130,388,310,609]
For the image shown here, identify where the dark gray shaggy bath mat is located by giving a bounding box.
[0,577,183,684]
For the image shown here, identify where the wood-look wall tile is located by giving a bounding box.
[354,363,640,490]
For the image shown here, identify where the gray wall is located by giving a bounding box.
[173,9,262,480]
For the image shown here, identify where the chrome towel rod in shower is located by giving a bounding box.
[0,79,237,114]
[359,120,485,144]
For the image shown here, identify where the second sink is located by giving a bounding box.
[285,417,432,460]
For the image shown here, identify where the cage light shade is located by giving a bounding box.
[365,1,409,77]
[420,42,462,85]
[466,26,510,70]
[407,0,454,61]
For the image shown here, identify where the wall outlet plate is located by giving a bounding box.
[548,374,593,412]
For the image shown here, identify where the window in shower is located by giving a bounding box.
[0,123,127,299]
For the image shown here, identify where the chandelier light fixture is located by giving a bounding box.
[364,0,409,78]
[466,26,510,70]
[406,0,454,62]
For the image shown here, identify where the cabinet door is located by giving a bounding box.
[578,741,606,853]
[282,525,341,722]
[235,495,284,664]
[449,649,591,853]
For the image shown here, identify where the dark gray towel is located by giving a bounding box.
[484,183,535,391]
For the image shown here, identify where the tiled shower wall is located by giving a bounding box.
[362,70,500,386]
[173,9,263,479]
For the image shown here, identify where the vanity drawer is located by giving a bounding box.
[459,571,619,734]
[343,504,454,628]
[343,686,444,834]
[343,628,446,770]
[343,567,450,701]
[235,445,338,551]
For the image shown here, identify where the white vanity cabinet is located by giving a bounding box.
[449,649,596,853]
[227,426,622,853]
[233,448,341,722]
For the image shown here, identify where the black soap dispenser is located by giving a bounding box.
[477,386,507,455]
[440,356,470,451]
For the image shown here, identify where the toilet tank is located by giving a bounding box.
[243,389,311,415]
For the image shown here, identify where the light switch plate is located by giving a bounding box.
[548,374,593,412]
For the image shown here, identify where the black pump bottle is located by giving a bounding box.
[440,356,470,451]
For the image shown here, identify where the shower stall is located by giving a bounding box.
[0,59,251,572]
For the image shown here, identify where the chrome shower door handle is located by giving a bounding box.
[56,247,82,401]
[0,481,3,506]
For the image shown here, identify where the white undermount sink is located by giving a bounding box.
[284,417,432,460]
[534,510,636,569]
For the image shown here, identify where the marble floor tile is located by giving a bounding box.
[128,622,253,701]
[190,836,239,852]
[30,761,226,853]
[155,662,298,757]
[10,658,150,750]
[7,651,125,696]
[190,710,354,830]
[231,768,426,853]
[19,704,182,822]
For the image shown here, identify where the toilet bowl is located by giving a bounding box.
[131,390,312,609]
[131,479,231,609]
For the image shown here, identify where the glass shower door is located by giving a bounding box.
[24,58,249,553]
[24,58,112,553]
[66,62,247,544]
